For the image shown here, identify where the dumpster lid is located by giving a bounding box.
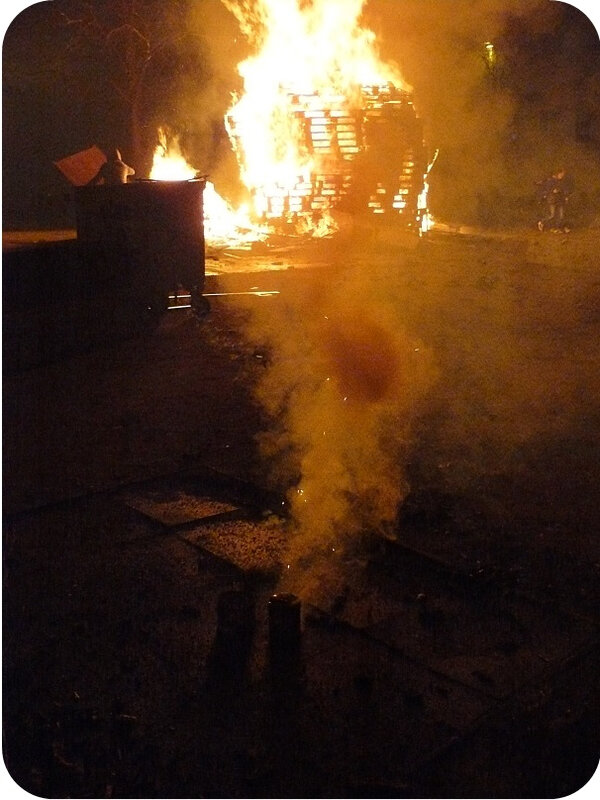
[54,146,107,186]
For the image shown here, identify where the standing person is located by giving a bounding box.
[537,167,573,232]
[89,148,135,185]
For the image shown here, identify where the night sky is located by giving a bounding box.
[3,0,600,228]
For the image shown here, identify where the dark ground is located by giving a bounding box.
[3,224,600,798]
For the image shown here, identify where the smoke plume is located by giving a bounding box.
[238,244,437,592]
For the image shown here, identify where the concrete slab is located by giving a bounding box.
[122,487,241,526]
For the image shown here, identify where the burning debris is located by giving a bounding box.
[151,0,433,242]
[221,0,432,236]
[226,82,431,233]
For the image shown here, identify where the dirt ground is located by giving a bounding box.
[3,224,600,798]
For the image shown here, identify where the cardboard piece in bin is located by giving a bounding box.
[54,145,107,186]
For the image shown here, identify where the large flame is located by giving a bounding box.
[223,0,410,232]
[150,2,427,244]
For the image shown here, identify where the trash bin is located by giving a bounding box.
[74,178,206,318]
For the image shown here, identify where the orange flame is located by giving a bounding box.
[223,0,410,233]
[150,3,428,243]
[149,128,196,181]
[149,127,268,247]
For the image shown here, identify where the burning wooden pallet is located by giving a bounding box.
[226,82,429,229]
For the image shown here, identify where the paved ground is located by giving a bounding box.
[3,225,600,797]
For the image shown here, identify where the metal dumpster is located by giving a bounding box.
[74,178,206,319]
